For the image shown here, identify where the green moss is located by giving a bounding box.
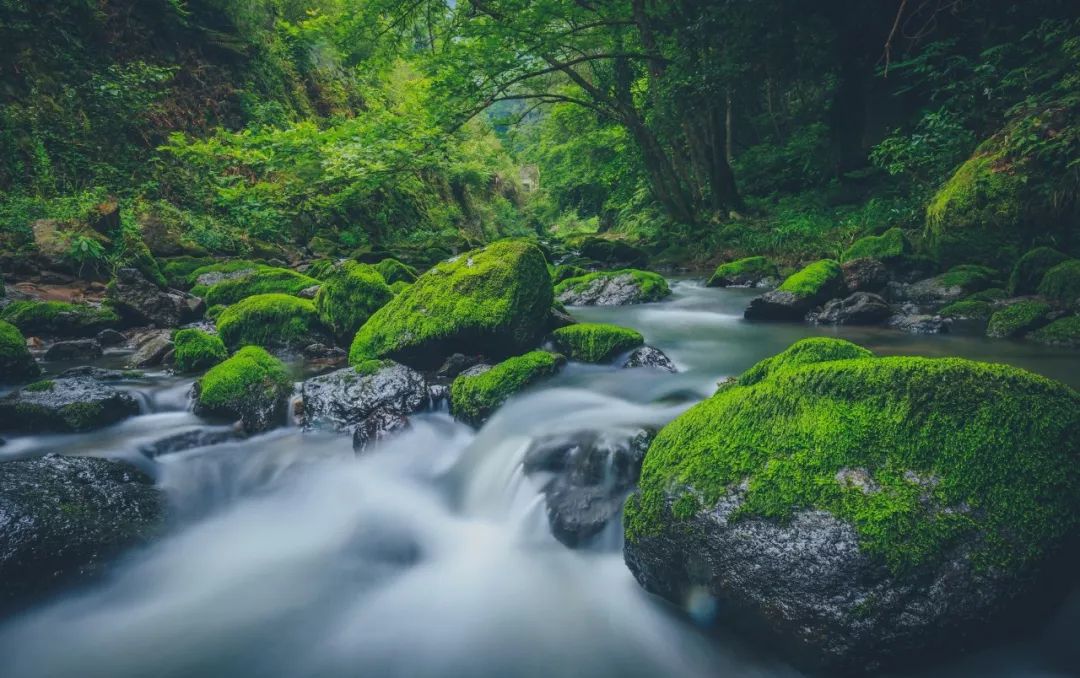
[450,351,563,425]
[579,237,647,266]
[353,358,392,376]
[1030,316,1080,347]
[202,267,320,306]
[159,255,216,289]
[216,293,328,351]
[187,260,266,295]
[196,346,291,421]
[777,259,844,298]
[986,300,1051,338]
[554,268,671,302]
[388,280,412,295]
[349,240,553,369]
[552,264,588,284]
[1037,260,1080,307]
[550,322,643,363]
[114,228,166,287]
[305,259,338,281]
[314,261,393,343]
[626,344,1080,577]
[374,258,419,285]
[968,287,1007,302]
[841,228,911,263]
[938,300,993,319]
[706,256,779,287]
[22,380,55,392]
[738,337,873,386]
[173,328,227,373]
[0,300,120,337]
[937,264,999,292]
[0,319,40,384]
[205,304,227,321]
[1008,247,1071,295]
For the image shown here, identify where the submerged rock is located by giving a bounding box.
[0,454,163,612]
[621,346,677,372]
[808,292,892,325]
[887,311,950,334]
[108,267,204,328]
[0,376,140,433]
[555,269,670,306]
[624,338,1080,673]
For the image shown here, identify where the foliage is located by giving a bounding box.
[550,323,643,363]
[840,228,911,263]
[450,350,563,425]
[373,258,418,285]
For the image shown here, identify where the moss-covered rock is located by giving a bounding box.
[216,293,329,352]
[738,337,873,386]
[1029,315,1080,347]
[349,240,553,369]
[0,376,140,433]
[0,319,41,384]
[744,259,846,321]
[550,323,643,363]
[706,256,779,287]
[113,228,166,288]
[187,260,264,293]
[624,338,1080,672]
[967,287,1008,302]
[304,259,338,281]
[1008,247,1070,295]
[551,264,588,284]
[450,351,564,426]
[159,256,216,289]
[555,269,670,306]
[172,328,227,373]
[578,237,648,267]
[388,280,411,295]
[0,301,121,338]
[986,300,1052,338]
[194,346,292,433]
[841,228,911,263]
[314,261,393,343]
[374,258,419,285]
[938,299,993,319]
[1037,259,1080,307]
[205,304,227,321]
[201,267,321,306]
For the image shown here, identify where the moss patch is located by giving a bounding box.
[738,337,873,386]
[550,322,643,363]
[937,264,999,292]
[1037,260,1080,307]
[554,268,671,303]
[707,256,779,287]
[1008,247,1070,296]
[450,351,563,425]
[0,300,120,337]
[374,258,419,285]
[159,255,216,289]
[986,300,1051,338]
[777,259,844,298]
[388,280,411,295]
[173,328,227,373]
[626,343,1080,577]
[0,320,41,384]
[216,293,328,351]
[938,300,993,319]
[314,261,393,343]
[202,267,320,306]
[114,228,166,287]
[968,287,1007,302]
[841,228,910,263]
[552,264,588,284]
[195,346,291,426]
[1030,316,1080,347]
[349,240,553,369]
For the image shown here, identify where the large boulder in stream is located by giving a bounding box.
[349,240,553,370]
[194,346,293,433]
[623,338,1080,674]
[808,292,892,326]
[744,259,846,321]
[300,361,428,451]
[0,454,163,612]
[0,319,41,384]
[107,267,204,328]
[0,376,140,433]
[554,269,670,306]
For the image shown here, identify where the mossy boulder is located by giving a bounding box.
[450,351,565,426]
[348,240,553,370]
[550,323,643,363]
[552,264,588,284]
[624,338,1080,672]
[1008,247,1070,295]
[201,267,321,306]
[0,320,41,384]
[986,300,1052,338]
[0,376,140,433]
[313,261,393,343]
[0,301,120,338]
[738,337,872,386]
[706,256,779,288]
[938,299,993,319]
[1030,315,1080,347]
[194,346,292,433]
[374,258,418,285]
[172,328,227,373]
[159,256,216,289]
[187,260,264,293]
[744,259,846,321]
[555,269,670,306]
[216,293,330,352]
[578,237,648,267]
[1037,259,1080,308]
[892,265,999,305]
[841,228,911,263]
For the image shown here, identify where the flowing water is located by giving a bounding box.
[1,280,1078,678]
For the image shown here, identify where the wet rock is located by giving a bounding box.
[193,347,292,434]
[302,343,347,362]
[436,353,485,380]
[126,329,173,368]
[59,366,141,381]
[43,339,103,362]
[547,305,577,330]
[427,384,449,408]
[887,312,950,334]
[0,454,163,612]
[139,426,245,458]
[107,267,204,328]
[809,292,892,326]
[0,376,140,433]
[297,284,321,300]
[555,270,670,306]
[743,289,813,321]
[95,328,126,346]
[301,363,427,449]
[621,346,677,372]
[841,258,889,293]
[745,260,846,322]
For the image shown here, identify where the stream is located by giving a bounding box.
[0,280,1077,677]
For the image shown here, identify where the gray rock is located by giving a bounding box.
[457,363,492,379]
[841,258,889,293]
[621,346,677,372]
[888,313,950,334]
[108,267,204,328]
[95,328,126,346]
[556,272,662,306]
[743,289,814,321]
[193,266,256,289]
[0,454,163,612]
[436,353,484,379]
[352,410,410,452]
[297,284,321,300]
[59,366,141,381]
[547,306,577,330]
[809,292,892,325]
[126,329,173,368]
[43,339,103,362]
[0,376,140,433]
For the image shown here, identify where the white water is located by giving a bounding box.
[0,280,1077,677]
